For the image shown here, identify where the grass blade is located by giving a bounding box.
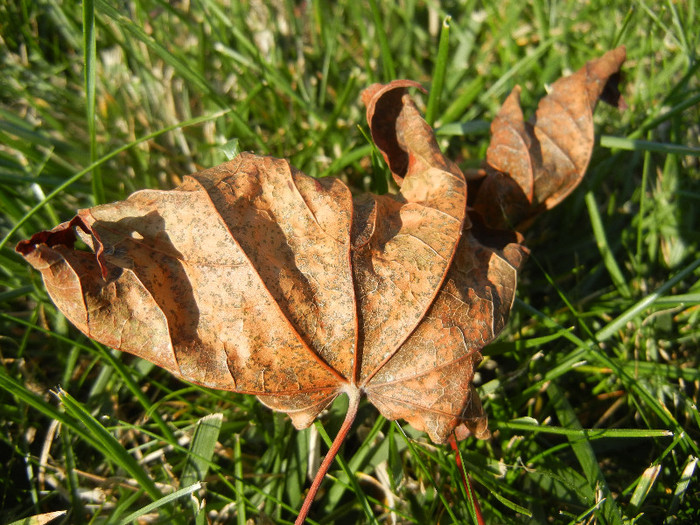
[665,456,699,524]
[425,16,451,127]
[180,413,223,489]
[584,190,631,298]
[6,511,67,525]
[82,0,103,204]
[600,135,700,156]
[368,0,396,81]
[548,382,624,525]
[233,434,246,525]
[628,463,661,516]
[117,482,202,525]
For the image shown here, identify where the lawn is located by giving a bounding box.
[1,1,699,524]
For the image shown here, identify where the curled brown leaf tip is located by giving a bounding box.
[362,80,426,180]
[585,45,627,109]
[473,46,627,231]
[362,80,463,187]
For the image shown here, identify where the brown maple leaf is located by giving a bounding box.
[16,47,625,523]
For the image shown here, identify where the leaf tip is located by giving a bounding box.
[591,45,628,109]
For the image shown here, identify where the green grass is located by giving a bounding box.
[1,0,699,523]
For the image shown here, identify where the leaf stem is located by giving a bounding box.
[449,434,485,525]
[295,390,361,525]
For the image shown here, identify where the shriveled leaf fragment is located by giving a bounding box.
[472,46,627,231]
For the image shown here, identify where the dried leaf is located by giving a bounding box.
[16,47,626,521]
[472,46,627,231]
